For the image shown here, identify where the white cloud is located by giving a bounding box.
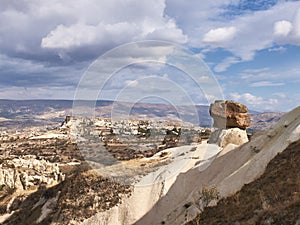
[2,0,300,70]
[39,1,187,54]
[268,46,286,52]
[214,56,240,73]
[292,8,300,38]
[229,91,300,112]
[145,18,187,43]
[239,65,300,83]
[165,1,300,70]
[125,80,139,87]
[0,0,187,62]
[42,23,99,49]
[271,9,300,45]
[250,81,285,87]
[0,0,299,112]
[203,27,237,44]
[242,68,270,74]
[204,94,219,102]
[230,92,279,111]
[42,20,187,51]
[273,20,293,36]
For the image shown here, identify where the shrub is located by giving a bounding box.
[200,186,220,208]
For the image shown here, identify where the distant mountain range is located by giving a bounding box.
[0,99,284,130]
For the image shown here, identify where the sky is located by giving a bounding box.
[0,0,300,112]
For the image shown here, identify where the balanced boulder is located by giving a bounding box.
[209,100,250,130]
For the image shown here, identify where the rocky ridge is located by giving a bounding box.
[133,105,300,225]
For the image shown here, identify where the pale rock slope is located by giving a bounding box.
[79,106,300,225]
[135,106,300,225]
[81,144,221,225]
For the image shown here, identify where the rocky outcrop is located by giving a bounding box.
[0,156,64,191]
[61,115,74,128]
[208,100,250,149]
[209,100,250,130]
[208,128,249,148]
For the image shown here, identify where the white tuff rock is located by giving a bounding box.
[208,128,249,148]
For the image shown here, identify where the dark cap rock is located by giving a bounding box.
[209,100,251,130]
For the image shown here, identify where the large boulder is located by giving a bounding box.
[208,128,249,148]
[209,100,250,130]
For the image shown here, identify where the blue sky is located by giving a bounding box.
[0,0,300,112]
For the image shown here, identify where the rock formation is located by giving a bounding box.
[209,100,250,130]
[209,100,250,148]
[209,128,249,148]
[61,115,74,128]
[0,156,64,191]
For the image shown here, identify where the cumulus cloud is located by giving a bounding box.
[41,20,187,53]
[0,0,190,99]
[0,0,299,112]
[230,92,279,111]
[229,90,300,112]
[0,0,187,63]
[2,0,300,71]
[39,2,187,60]
[273,20,293,36]
[292,8,300,38]
[41,24,93,49]
[165,0,300,70]
[41,23,134,49]
[271,9,300,45]
[203,27,237,44]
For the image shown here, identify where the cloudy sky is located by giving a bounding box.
[1,0,300,112]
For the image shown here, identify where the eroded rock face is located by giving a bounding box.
[0,156,64,191]
[209,100,250,130]
[208,128,249,148]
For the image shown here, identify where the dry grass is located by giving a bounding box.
[1,163,132,225]
[187,140,300,225]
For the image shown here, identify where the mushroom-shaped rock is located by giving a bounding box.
[209,100,250,130]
